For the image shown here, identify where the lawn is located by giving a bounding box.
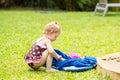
[0,10,120,80]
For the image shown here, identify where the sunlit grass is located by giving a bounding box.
[0,10,120,80]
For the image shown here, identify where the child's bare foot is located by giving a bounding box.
[46,68,58,72]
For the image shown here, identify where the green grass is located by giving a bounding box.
[0,10,120,80]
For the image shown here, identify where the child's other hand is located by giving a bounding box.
[58,55,65,61]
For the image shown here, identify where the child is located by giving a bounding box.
[24,21,64,72]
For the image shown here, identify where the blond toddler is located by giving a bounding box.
[24,21,64,72]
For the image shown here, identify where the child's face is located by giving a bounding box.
[48,32,60,42]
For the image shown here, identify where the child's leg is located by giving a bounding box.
[46,54,52,72]
[31,50,49,69]
[46,54,58,72]
[32,50,59,71]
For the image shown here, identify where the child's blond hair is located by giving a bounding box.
[43,21,61,34]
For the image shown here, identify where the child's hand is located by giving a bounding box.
[58,55,65,61]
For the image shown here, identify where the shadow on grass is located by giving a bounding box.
[36,10,67,14]
[106,13,120,17]
[94,12,120,17]
[25,67,46,73]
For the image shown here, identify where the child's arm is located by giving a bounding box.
[46,39,63,60]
